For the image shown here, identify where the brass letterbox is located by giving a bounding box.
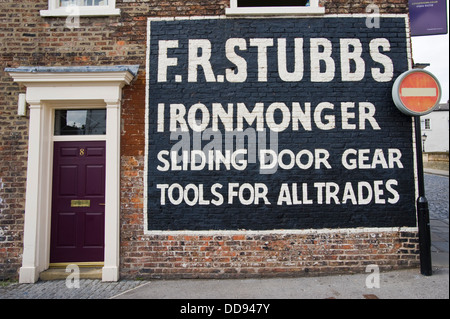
[71,200,91,208]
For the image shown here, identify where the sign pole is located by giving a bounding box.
[414,116,433,276]
[392,69,441,276]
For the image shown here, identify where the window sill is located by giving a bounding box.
[40,7,120,17]
[225,6,325,16]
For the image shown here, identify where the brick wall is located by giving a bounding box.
[0,0,418,281]
[121,230,419,279]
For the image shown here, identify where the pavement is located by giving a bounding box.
[110,268,449,300]
[425,168,449,177]
[425,170,449,271]
[0,171,448,300]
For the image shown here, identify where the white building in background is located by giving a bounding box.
[422,103,449,153]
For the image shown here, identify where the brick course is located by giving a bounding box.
[0,0,419,281]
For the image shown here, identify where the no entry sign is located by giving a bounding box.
[392,69,442,116]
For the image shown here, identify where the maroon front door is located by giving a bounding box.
[50,141,106,263]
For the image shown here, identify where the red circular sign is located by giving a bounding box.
[392,70,442,116]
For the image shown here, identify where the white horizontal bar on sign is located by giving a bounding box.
[401,88,437,97]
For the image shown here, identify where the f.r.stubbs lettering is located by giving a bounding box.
[146,17,416,231]
[156,37,393,84]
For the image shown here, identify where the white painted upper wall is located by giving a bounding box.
[422,107,449,153]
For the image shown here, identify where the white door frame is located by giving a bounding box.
[7,66,138,283]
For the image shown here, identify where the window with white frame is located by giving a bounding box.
[421,118,431,130]
[226,0,325,15]
[40,0,120,17]
[60,0,107,7]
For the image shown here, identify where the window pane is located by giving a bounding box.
[238,0,308,7]
[60,0,108,7]
[54,109,107,136]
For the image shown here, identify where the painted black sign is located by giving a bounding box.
[146,17,416,231]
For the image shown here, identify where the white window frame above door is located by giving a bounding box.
[51,103,108,142]
[41,0,120,17]
[226,0,325,15]
[6,65,138,283]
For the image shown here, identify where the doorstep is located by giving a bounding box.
[39,267,102,281]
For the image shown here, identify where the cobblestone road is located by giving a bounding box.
[425,174,449,221]
[0,279,144,299]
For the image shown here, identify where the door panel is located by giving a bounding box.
[56,212,77,247]
[86,147,104,157]
[58,165,78,196]
[85,165,104,196]
[60,147,79,157]
[50,141,106,263]
[83,213,105,247]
